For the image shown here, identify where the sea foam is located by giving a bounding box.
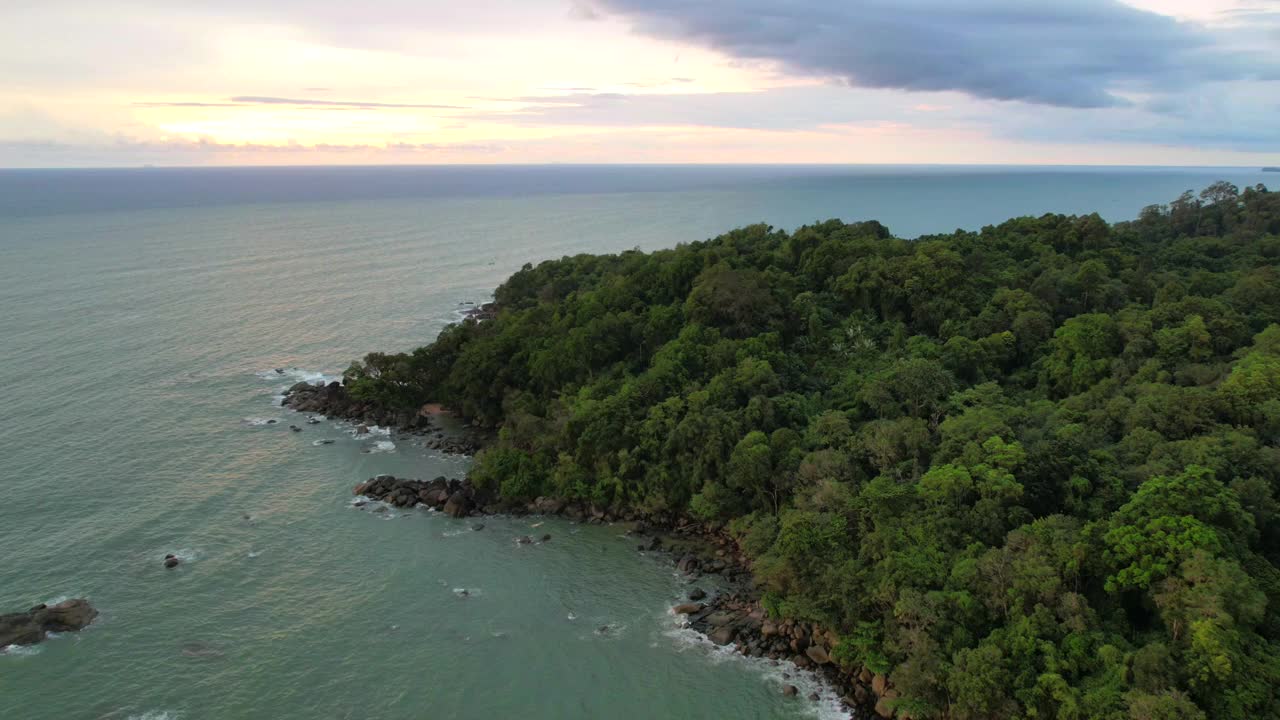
[0,644,41,658]
[255,367,337,385]
[662,616,848,720]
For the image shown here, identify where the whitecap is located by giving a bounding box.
[247,551,261,558]
[0,644,41,658]
[255,368,337,385]
[452,588,480,598]
[662,623,848,720]
[165,548,198,563]
[242,417,280,427]
[369,440,396,453]
[127,712,180,720]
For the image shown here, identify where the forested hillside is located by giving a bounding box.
[344,183,1280,719]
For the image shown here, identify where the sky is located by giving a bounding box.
[1,0,1277,167]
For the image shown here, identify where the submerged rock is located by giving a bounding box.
[180,641,224,659]
[688,587,707,601]
[1,599,98,648]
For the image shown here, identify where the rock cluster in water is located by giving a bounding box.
[284,382,433,432]
[461,302,498,322]
[1,599,98,649]
[353,475,478,517]
[283,382,484,455]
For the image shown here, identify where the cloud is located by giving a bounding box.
[229,96,465,109]
[134,96,467,110]
[0,136,505,158]
[134,102,244,108]
[585,0,1276,108]
[461,88,869,129]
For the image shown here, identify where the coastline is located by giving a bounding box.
[347,471,884,718]
[283,378,892,719]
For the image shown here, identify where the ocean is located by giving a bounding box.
[0,164,1271,720]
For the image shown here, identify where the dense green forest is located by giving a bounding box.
[345,183,1280,719]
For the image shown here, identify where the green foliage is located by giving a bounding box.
[340,186,1280,719]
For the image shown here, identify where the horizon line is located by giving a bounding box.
[2,161,1275,172]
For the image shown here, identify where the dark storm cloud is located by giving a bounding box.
[587,0,1276,108]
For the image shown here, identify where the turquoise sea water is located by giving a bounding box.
[0,165,1271,720]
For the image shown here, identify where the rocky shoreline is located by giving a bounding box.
[283,382,485,455]
[349,474,893,718]
[646,521,892,718]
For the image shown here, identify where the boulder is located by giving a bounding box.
[533,496,567,514]
[443,491,472,518]
[540,534,552,542]
[805,644,831,665]
[1,599,98,648]
[672,603,704,615]
[708,626,736,646]
[871,673,889,697]
[782,685,798,697]
[704,612,736,627]
[688,587,707,601]
[875,696,895,719]
[676,554,700,573]
[164,554,180,569]
[808,692,820,702]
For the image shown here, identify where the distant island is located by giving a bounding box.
[307,182,1280,719]
[1264,166,1278,172]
